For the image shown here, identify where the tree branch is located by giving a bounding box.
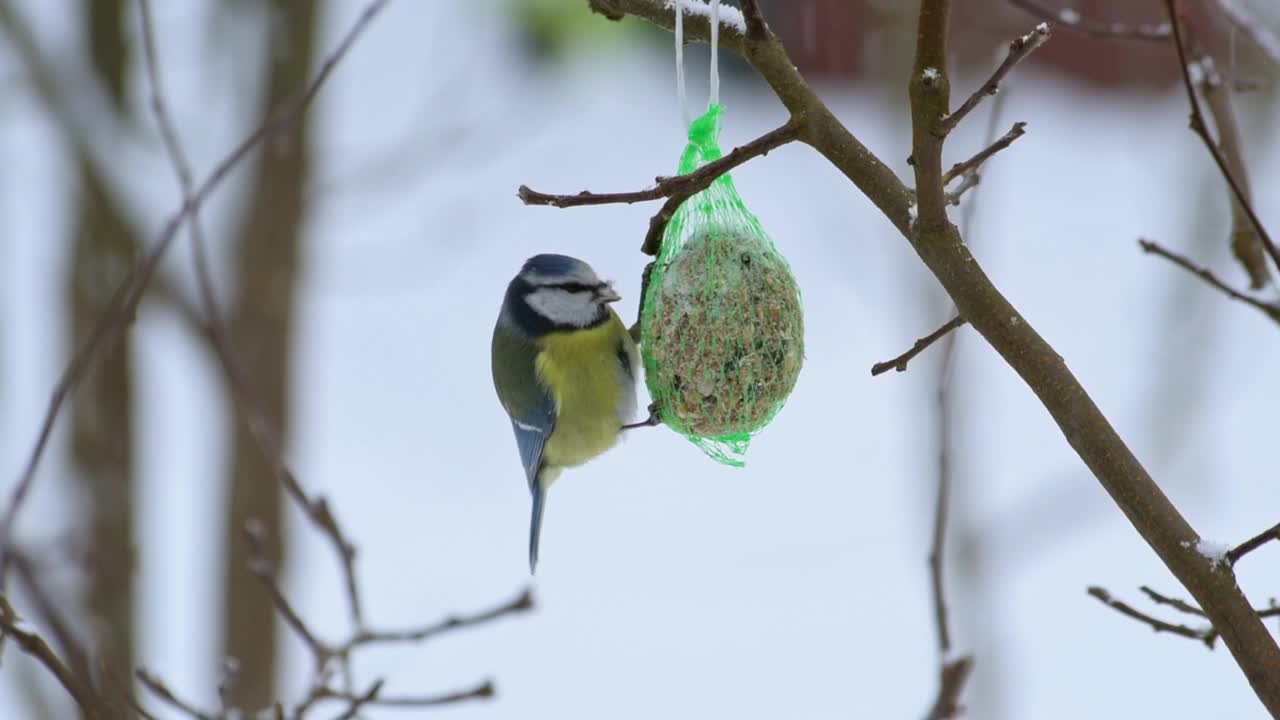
[135,668,218,720]
[942,121,1026,185]
[1087,586,1216,648]
[1137,239,1280,325]
[313,680,494,710]
[0,0,392,588]
[871,316,966,376]
[0,595,105,719]
[1163,0,1280,276]
[1195,54,1270,288]
[1008,1,1171,41]
[520,120,799,255]
[1227,521,1280,566]
[586,2,1280,710]
[938,23,1050,137]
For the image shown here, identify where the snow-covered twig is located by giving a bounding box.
[938,24,1049,136]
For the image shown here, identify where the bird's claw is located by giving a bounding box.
[622,402,662,431]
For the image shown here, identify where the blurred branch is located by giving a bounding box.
[936,24,1049,137]
[0,595,105,719]
[519,120,799,256]
[1137,239,1280,324]
[242,517,530,718]
[135,669,217,720]
[870,316,966,376]
[1007,1,1171,41]
[924,658,975,720]
[313,681,494,711]
[1189,34,1270,287]
[579,0,1280,711]
[1140,585,1208,617]
[0,0,390,615]
[9,548,92,686]
[1163,0,1280,277]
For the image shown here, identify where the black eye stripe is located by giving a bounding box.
[544,282,597,293]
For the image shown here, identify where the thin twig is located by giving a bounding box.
[942,121,1026,185]
[1140,586,1208,617]
[1163,0,1280,275]
[1227,521,1280,566]
[135,668,218,720]
[1087,586,1216,648]
[520,120,799,256]
[330,679,384,720]
[944,174,980,206]
[244,520,331,666]
[1192,39,1269,288]
[0,595,104,719]
[1137,239,1280,324]
[345,588,533,651]
[313,680,494,709]
[1008,1,1170,41]
[938,24,1050,136]
[0,0,392,588]
[871,316,967,376]
[8,548,92,683]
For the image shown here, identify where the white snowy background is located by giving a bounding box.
[2,1,1279,718]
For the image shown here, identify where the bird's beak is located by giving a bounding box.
[595,283,621,304]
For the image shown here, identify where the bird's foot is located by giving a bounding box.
[622,402,662,431]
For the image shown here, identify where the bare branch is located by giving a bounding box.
[0,0,392,588]
[1163,0,1280,276]
[135,669,218,720]
[1140,586,1209,617]
[1008,1,1171,41]
[1137,239,1280,325]
[346,588,533,651]
[871,316,967,376]
[520,120,799,256]
[0,595,105,719]
[1227,521,1280,566]
[1194,45,1270,287]
[244,520,332,666]
[942,121,1026,185]
[314,680,494,710]
[938,25,1050,136]
[1087,586,1216,648]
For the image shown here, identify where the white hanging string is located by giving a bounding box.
[709,0,720,107]
[675,2,691,129]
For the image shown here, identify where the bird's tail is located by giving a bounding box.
[529,485,546,574]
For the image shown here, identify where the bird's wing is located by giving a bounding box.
[492,328,557,490]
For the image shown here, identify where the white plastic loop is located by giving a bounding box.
[709,0,720,107]
[675,2,690,129]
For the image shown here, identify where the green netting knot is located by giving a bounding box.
[640,104,805,467]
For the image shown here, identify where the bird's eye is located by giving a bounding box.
[553,282,592,293]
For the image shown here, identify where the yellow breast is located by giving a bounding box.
[535,313,631,474]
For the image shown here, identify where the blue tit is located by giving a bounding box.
[492,254,639,573]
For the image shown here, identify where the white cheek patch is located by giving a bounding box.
[526,288,599,327]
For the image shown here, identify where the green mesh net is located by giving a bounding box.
[640,104,805,467]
